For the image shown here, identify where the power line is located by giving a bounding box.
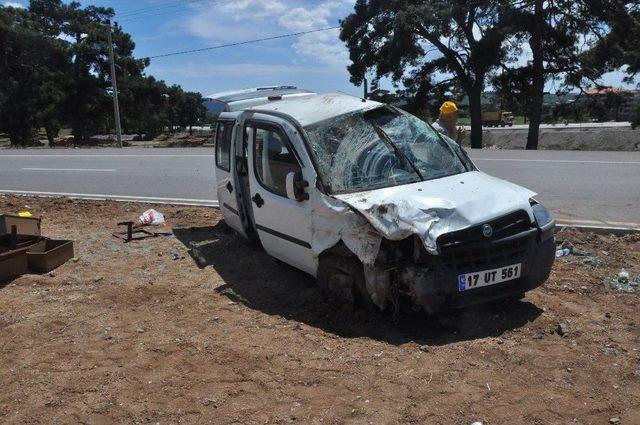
[118,0,229,22]
[116,0,202,18]
[143,26,341,60]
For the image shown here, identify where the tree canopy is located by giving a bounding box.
[0,0,208,146]
[341,0,640,149]
[341,0,513,148]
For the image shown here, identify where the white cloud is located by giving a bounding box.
[3,1,25,8]
[184,0,354,68]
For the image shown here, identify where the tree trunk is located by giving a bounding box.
[527,0,545,150]
[44,123,58,145]
[468,86,483,149]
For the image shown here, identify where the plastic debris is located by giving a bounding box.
[557,323,569,336]
[618,268,629,284]
[139,209,165,226]
[607,268,640,292]
[18,211,33,218]
[555,247,572,258]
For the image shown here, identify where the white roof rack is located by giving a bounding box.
[204,86,316,112]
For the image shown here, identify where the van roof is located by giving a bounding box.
[205,86,316,112]
[249,93,383,127]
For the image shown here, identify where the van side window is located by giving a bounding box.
[215,122,233,171]
[253,126,301,197]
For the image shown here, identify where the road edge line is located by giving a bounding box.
[556,223,640,236]
[0,190,219,208]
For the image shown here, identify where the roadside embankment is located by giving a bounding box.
[462,126,640,150]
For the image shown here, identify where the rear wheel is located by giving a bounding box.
[316,254,376,311]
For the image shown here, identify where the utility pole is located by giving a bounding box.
[363,77,369,99]
[106,20,123,148]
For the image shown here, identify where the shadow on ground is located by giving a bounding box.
[173,223,543,347]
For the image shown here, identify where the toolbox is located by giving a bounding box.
[26,239,75,273]
[0,214,41,236]
[0,247,29,282]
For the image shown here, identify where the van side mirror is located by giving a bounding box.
[286,171,309,202]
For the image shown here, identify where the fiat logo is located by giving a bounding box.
[482,224,493,238]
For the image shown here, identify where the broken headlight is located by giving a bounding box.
[530,199,554,241]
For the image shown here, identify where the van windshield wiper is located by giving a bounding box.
[369,121,424,181]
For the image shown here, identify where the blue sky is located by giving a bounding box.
[3,0,636,97]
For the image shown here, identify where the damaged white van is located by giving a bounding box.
[214,89,556,313]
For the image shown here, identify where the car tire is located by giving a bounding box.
[317,254,376,311]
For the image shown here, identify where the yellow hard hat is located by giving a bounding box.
[440,101,458,115]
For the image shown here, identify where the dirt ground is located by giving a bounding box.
[0,195,639,425]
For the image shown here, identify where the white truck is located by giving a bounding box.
[213,87,556,313]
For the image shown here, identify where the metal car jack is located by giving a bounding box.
[113,221,172,243]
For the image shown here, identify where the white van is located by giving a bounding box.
[213,90,556,313]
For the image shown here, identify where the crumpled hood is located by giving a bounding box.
[332,171,537,254]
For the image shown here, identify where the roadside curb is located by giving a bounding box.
[556,223,640,236]
[0,190,219,208]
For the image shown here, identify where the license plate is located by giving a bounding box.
[458,263,522,292]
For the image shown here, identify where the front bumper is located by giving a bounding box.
[402,224,556,313]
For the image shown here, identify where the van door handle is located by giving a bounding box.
[252,193,264,208]
[226,181,233,193]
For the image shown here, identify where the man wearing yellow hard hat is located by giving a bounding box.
[432,101,465,143]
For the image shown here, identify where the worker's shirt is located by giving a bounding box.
[432,119,456,141]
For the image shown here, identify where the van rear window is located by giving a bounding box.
[215,122,233,171]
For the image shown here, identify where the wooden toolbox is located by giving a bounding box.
[0,214,41,237]
[0,247,29,282]
[26,239,75,273]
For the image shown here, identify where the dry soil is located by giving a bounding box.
[0,195,639,425]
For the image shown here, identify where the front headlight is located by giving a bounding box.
[530,199,553,228]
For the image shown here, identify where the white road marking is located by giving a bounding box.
[607,221,640,227]
[0,189,218,207]
[21,167,117,172]
[472,158,640,165]
[555,217,640,228]
[555,218,604,225]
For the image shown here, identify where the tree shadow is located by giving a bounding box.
[173,222,543,347]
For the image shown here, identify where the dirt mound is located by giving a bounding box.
[0,195,639,424]
[153,132,213,147]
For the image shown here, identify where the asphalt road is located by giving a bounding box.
[0,149,218,206]
[0,148,638,228]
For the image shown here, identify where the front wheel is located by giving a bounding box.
[316,254,376,311]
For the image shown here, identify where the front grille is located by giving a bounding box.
[437,210,533,271]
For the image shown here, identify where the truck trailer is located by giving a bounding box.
[482,110,514,127]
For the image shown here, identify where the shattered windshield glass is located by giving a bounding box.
[304,107,470,194]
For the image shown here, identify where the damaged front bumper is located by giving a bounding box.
[393,213,556,313]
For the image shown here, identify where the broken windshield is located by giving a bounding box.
[304,107,470,194]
